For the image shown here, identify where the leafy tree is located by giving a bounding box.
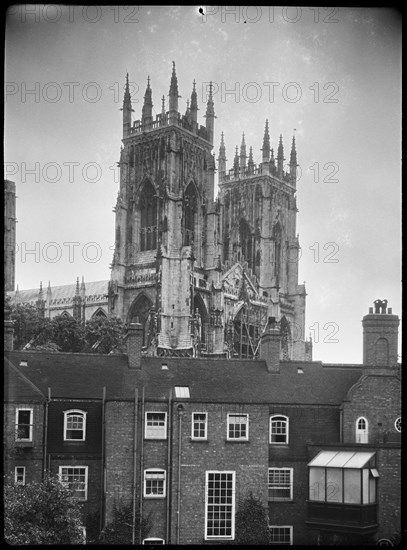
[9,302,42,350]
[234,492,271,545]
[83,315,126,354]
[50,314,85,352]
[4,473,84,545]
[100,501,152,544]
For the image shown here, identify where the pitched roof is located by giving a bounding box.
[4,350,135,400]
[4,357,46,402]
[8,280,109,305]
[4,352,363,406]
[135,357,363,405]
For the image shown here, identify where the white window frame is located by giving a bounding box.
[270,415,289,445]
[63,409,87,441]
[59,466,88,501]
[144,469,166,498]
[145,412,167,439]
[15,407,33,441]
[268,467,293,501]
[191,412,208,440]
[15,466,26,485]
[269,525,293,545]
[205,470,235,540]
[142,538,165,545]
[394,417,401,433]
[227,413,249,441]
[356,416,369,443]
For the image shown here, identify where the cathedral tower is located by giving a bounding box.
[110,64,222,357]
[110,64,310,361]
[218,125,309,361]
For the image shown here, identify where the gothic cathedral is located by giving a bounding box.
[109,63,311,361]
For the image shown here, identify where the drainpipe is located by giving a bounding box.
[132,388,139,545]
[176,403,184,545]
[166,389,172,544]
[139,387,145,544]
[42,388,51,479]
[99,387,106,534]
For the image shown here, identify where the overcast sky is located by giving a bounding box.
[5,6,401,364]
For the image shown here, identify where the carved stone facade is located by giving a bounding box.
[109,65,311,360]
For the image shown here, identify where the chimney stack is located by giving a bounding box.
[260,317,281,372]
[126,322,143,369]
[4,319,14,351]
[362,300,399,367]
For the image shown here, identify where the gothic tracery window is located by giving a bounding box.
[140,182,157,251]
[239,218,253,269]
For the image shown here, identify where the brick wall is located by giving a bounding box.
[170,402,270,544]
[4,403,44,484]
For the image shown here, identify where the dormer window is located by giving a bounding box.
[64,410,87,441]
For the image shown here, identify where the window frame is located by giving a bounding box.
[394,417,401,433]
[63,409,87,442]
[268,467,293,501]
[58,466,88,501]
[15,466,26,485]
[227,413,249,441]
[145,411,167,440]
[269,414,289,445]
[269,525,293,545]
[355,416,369,443]
[144,469,166,498]
[142,538,165,545]
[191,412,208,440]
[15,407,33,442]
[205,470,235,541]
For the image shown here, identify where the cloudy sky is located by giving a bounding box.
[5,6,401,364]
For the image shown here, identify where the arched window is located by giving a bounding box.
[270,415,289,445]
[239,218,252,269]
[355,417,368,443]
[64,410,87,441]
[92,308,107,319]
[184,183,198,246]
[140,181,157,251]
[273,222,282,285]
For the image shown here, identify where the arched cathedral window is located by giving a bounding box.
[273,222,282,286]
[140,182,157,251]
[184,183,198,246]
[239,219,253,269]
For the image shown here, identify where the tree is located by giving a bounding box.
[50,314,85,352]
[234,492,271,545]
[83,315,126,354]
[9,302,42,350]
[100,501,152,544]
[4,474,84,545]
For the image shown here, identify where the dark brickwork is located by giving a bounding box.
[47,401,102,454]
[4,403,44,484]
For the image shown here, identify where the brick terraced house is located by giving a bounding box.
[4,300,401,545]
